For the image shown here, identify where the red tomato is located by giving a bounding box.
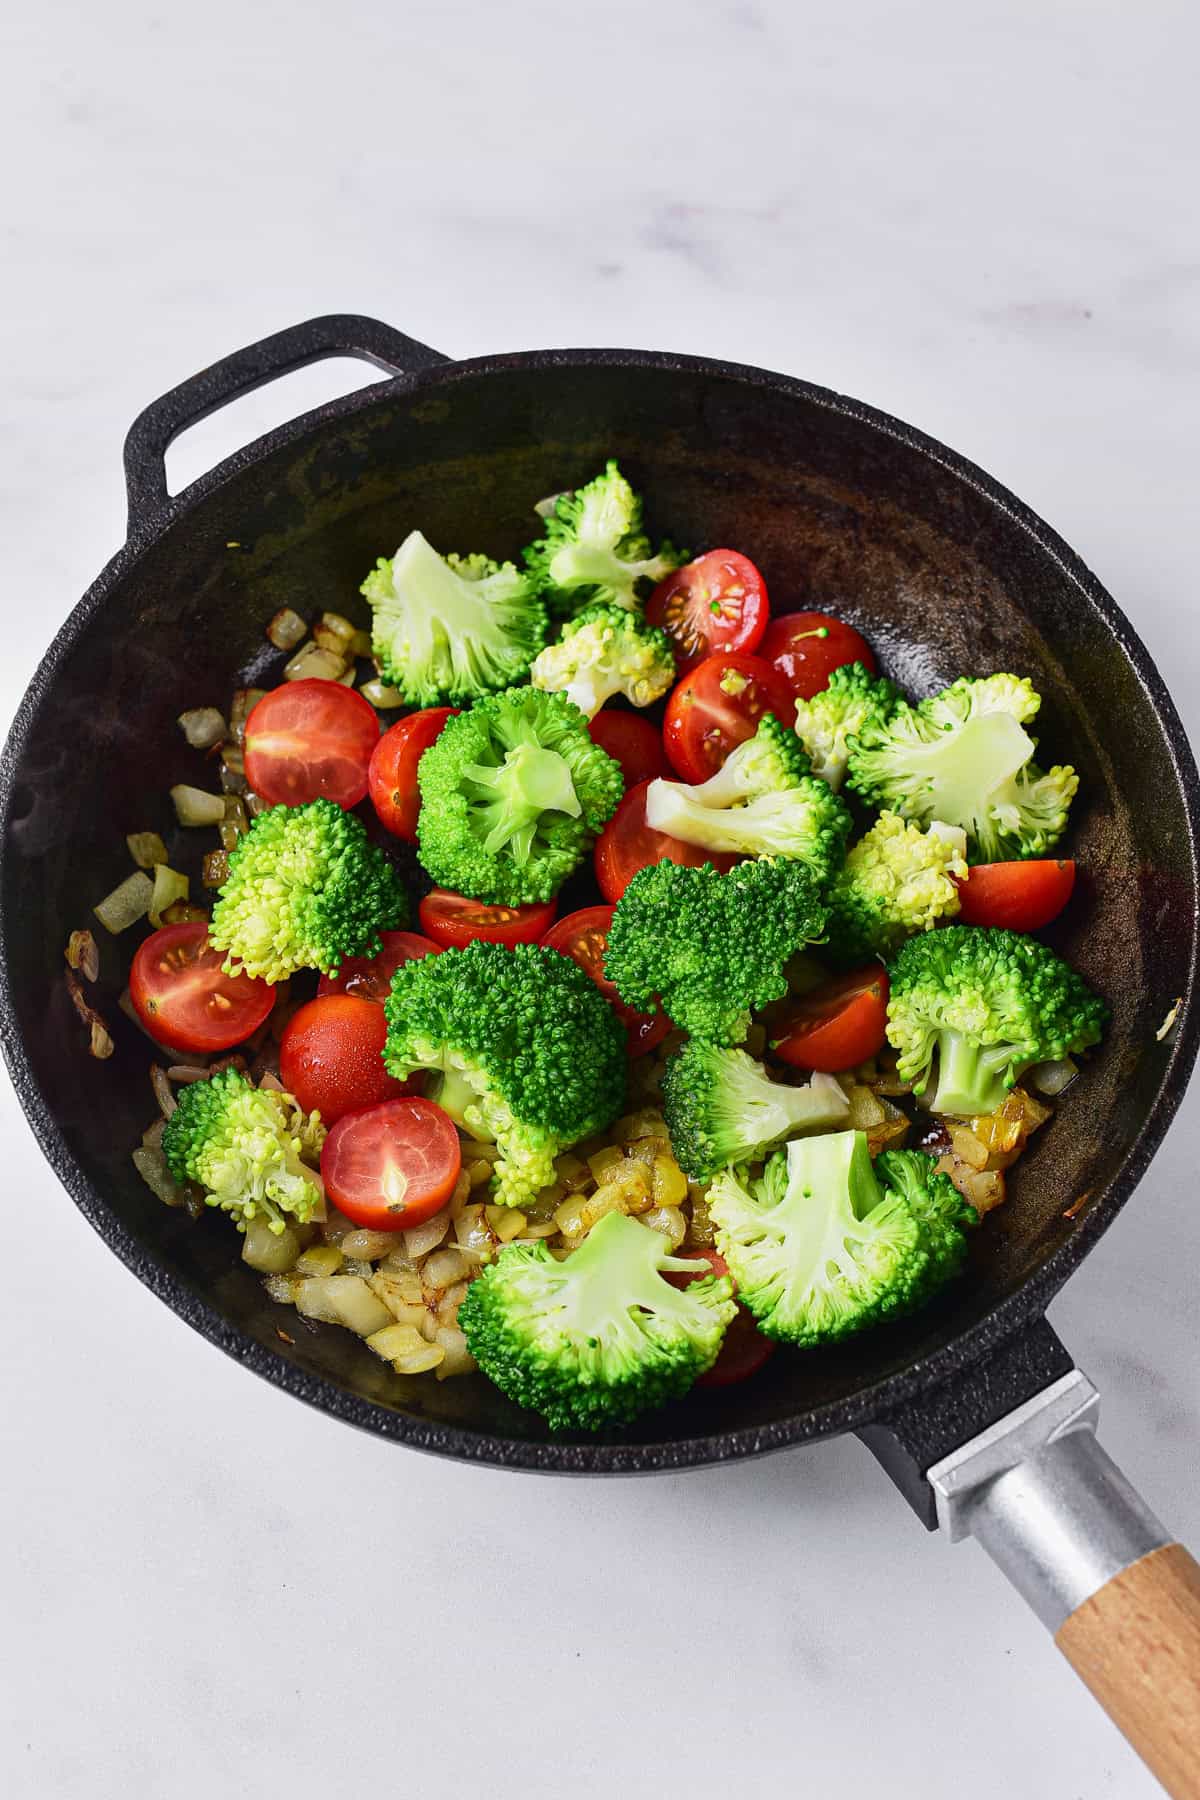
[663,651,795,782]
[418,890,557,950]
[321,1097,462,1230]
[594,780,737,904]
[368,707,458,841]
[666,1247,775,1388]
[955,860,1076,932]
[317,930,440,1002]
[280,994,411,1125]
[588,710,670,788]
[759,611,876,702]
[646,550,769,674]
[129,921,275,1053]
[770,967,889,1073]
[243,679,379,809]
[541,905,671,1057]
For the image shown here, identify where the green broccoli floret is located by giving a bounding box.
[415,686,624,904]
[846,673,1078,862]
[362,529,548,704]
[162,1067,325,1235]
[661,1041,850,1181]
[709,1130,975,1347]
[522,460,685,616]
[383,939,627,1209]
[605,858,827,1045]
[643,714,852,881]
[530,602,676,717]
[886,924,1107,1115]
[823,812,968,963]
[457,1208,736,1430]
[792,661,903,789]
[209,798,408,982]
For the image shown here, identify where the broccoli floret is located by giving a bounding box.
[643,714,852,881]
[846,674,1078,862]
[605,858,827,1045]
[530,603,676,717]
[661,1041,850,1181]
[362,529,548,705]
[209,798,408,982]
[163,1067,325,1235]
[415,686,624,904]
[709,1130,975,1347]
[792,661,903,790]
[522,460,685,616]
[383,939,627,1209]
[457,1209,736,1429]
[886,924,1107,1115]
[824,812,969,963]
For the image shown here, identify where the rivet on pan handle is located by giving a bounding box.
[121,314,450,534]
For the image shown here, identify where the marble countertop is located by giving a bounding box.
[2,3,1197,1796]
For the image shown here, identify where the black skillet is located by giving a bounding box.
[3,317,1199,1791]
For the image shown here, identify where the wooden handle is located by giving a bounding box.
[1056,1543,1200,1798]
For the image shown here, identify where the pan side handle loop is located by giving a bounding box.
[122,314,449,533]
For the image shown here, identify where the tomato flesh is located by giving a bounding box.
[955,860,1076,932]
[321,1097,462,1230]
[541,905,671,1057]
[665,1247,775,1387]
[129,921,276,1053]
[317,930,440,1002]
[594,780,737,904]
[663,651,795,782]
[418,891,557,950]
[588,710,670,789]
[280,995,412,1125]
[244,679,379,809]
[759,612,876,701]
[368,707,458,841]
[647,550,769,674]
[770,967,890,1072]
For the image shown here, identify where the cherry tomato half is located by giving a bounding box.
[770,966,890,1073]
[244,679,380,809]
[759,611,876,702]
[318,930,440,1002]
[955,860,1076,932]
[647,550,769,675]
[129,920,276,1053]
[541,905,672,1057]
[320,1097,462,1230]
[663,651,795,783]
[588,710,670,789]
[368,707,458,841]
[593,780,737,904]
[280,994,412,1126]
[418,890,557,950]
[665,1248,776,1388]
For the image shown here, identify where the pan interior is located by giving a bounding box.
[3,356,1194,1456]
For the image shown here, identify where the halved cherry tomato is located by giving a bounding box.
[955,860,1076,932]
[647,550,769,675]
[541,905,672,1057]
[368,707,459,841]
[588,710,670,789]
[663,651,795,782]
[321,1097,461,1230]
[244,679,379,809]
[129,920,276,1053]
[770,966,889,1072]
[280,995,412,1125]
[666,1247,775,1388]
[759,611,876,701]
[418,890,557,950]
[594,780,737,904]
[317,930,440,1002]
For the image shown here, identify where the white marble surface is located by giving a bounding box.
[2,3,1198,1796]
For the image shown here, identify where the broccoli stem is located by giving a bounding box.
[929,1030,1017,1116]
[463,743,581,862]
[429,1066,486,1130]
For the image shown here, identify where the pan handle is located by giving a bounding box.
[927,1371,1200,1797]
[122,314,449,533]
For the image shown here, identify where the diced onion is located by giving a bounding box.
[405,1209,451,1259]
[266,608,307,651]
[534,490,567,519]
[360,678,404,708]
[94,869,154,934]
[312,611,356,650]
[284,641,346,682]
[242,1219,302,1273]
[148,863,189,928]
[65,929,100,982]
[1027,1057,1078,1096]
[202,850,230,889]
[126,831,169,869]
[350,629,373,658]
[339,1228,404,1262]
[151,1064,177,1119]
[170,785,225,827]
[132,1144,185,1207]
[177,707,227,749]
[229,689,266,745]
